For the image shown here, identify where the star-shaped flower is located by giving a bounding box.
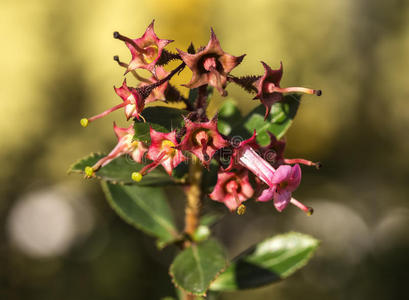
[179,118,229,166]
[134,128,186,177]
[254,62,321,119]
[177,28,245,96]
[114,20,173,75]
[84,123,147,176]
[209,170,254,212]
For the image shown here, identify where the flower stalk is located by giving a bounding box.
[184,156,202,244]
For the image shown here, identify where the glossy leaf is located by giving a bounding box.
[230,94,301,146]
[134,107,188,143]
[210,232,319,291]
[217,99,242,135]
[101,181,178,246]
[68,153,174,185]
[170,239,227,296]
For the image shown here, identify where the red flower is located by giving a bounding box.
[84,123,147,177]
[254,62,321,119]
[209,170,254,212]
[177,28,245,96]
[114,20,172,75]
[134,128,187,179]
[179,118,228,166]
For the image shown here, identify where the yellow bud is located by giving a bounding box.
[84,166,94,178]
[131,172,143,182]
[80,118,89,128]
[237,204,246,215]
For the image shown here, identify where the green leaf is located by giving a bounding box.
[217,99,243,135]
[170,239,228,296]
[101,181,178,246]
[230,94,301,146]
[68,153,174,186]
[134,107,188,143]
[210,232,319,291]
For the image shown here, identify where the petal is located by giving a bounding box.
[257,186,275,202]
[273,189,291,212]
[287,164,302,191]
[271,165,292,184]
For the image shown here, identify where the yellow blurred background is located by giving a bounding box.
[1,0,409,299]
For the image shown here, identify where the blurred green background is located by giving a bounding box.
[1,0,409,299]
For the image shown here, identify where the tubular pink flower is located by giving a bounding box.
[88,123,147,173]
[179,118,229,166]
[257,164,311,214]
[225,132,275,186]
[138,128,186,176]
[177,28,245,96]
[209,170,254,211]
[113,20,173,75]
[254,62,321,119]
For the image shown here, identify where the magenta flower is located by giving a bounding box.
[254,62,321,119]
[179,118,229,166]
[113,20,173,75]
[225,133,313,214]
[209,170,254,212]
[177,28,245,96]
[84,123,147,177]
[134,128,186,178]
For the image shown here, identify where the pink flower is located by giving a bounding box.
[209,170,254,212]
[137,66,169,103]
[84,123,147,177]
[177,28,245,96]
[179,118,229,165]
[113,20,172,75]
[226,132,313,214]
[254,62,321,119]
[135,128,186,178]
[80,79,144,127]
[261,133,320,169]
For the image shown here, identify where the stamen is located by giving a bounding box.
[283,158,321,169]
[200,139,210,161]
[113,56,151,83]
[86,101,130,124]
[80,118,89,128]
[266,84,321,96]
[113,31,146,54]
[237,204,246,215]
[209,67,227,96]
[138,151,167,175]
[138,114,146,123]
[84,166,94,178]
[131,172,143,182]
[290,197,313,216]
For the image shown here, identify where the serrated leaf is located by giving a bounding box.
[210,232,319,291]
[170,239,228,296]
[101,181,178,246]
[230,94,301,146]
[68,153,174,186]
[134,107,188,143]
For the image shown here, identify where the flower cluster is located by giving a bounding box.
[81,21,321,215]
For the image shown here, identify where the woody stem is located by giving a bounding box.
[184,156,202,241]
